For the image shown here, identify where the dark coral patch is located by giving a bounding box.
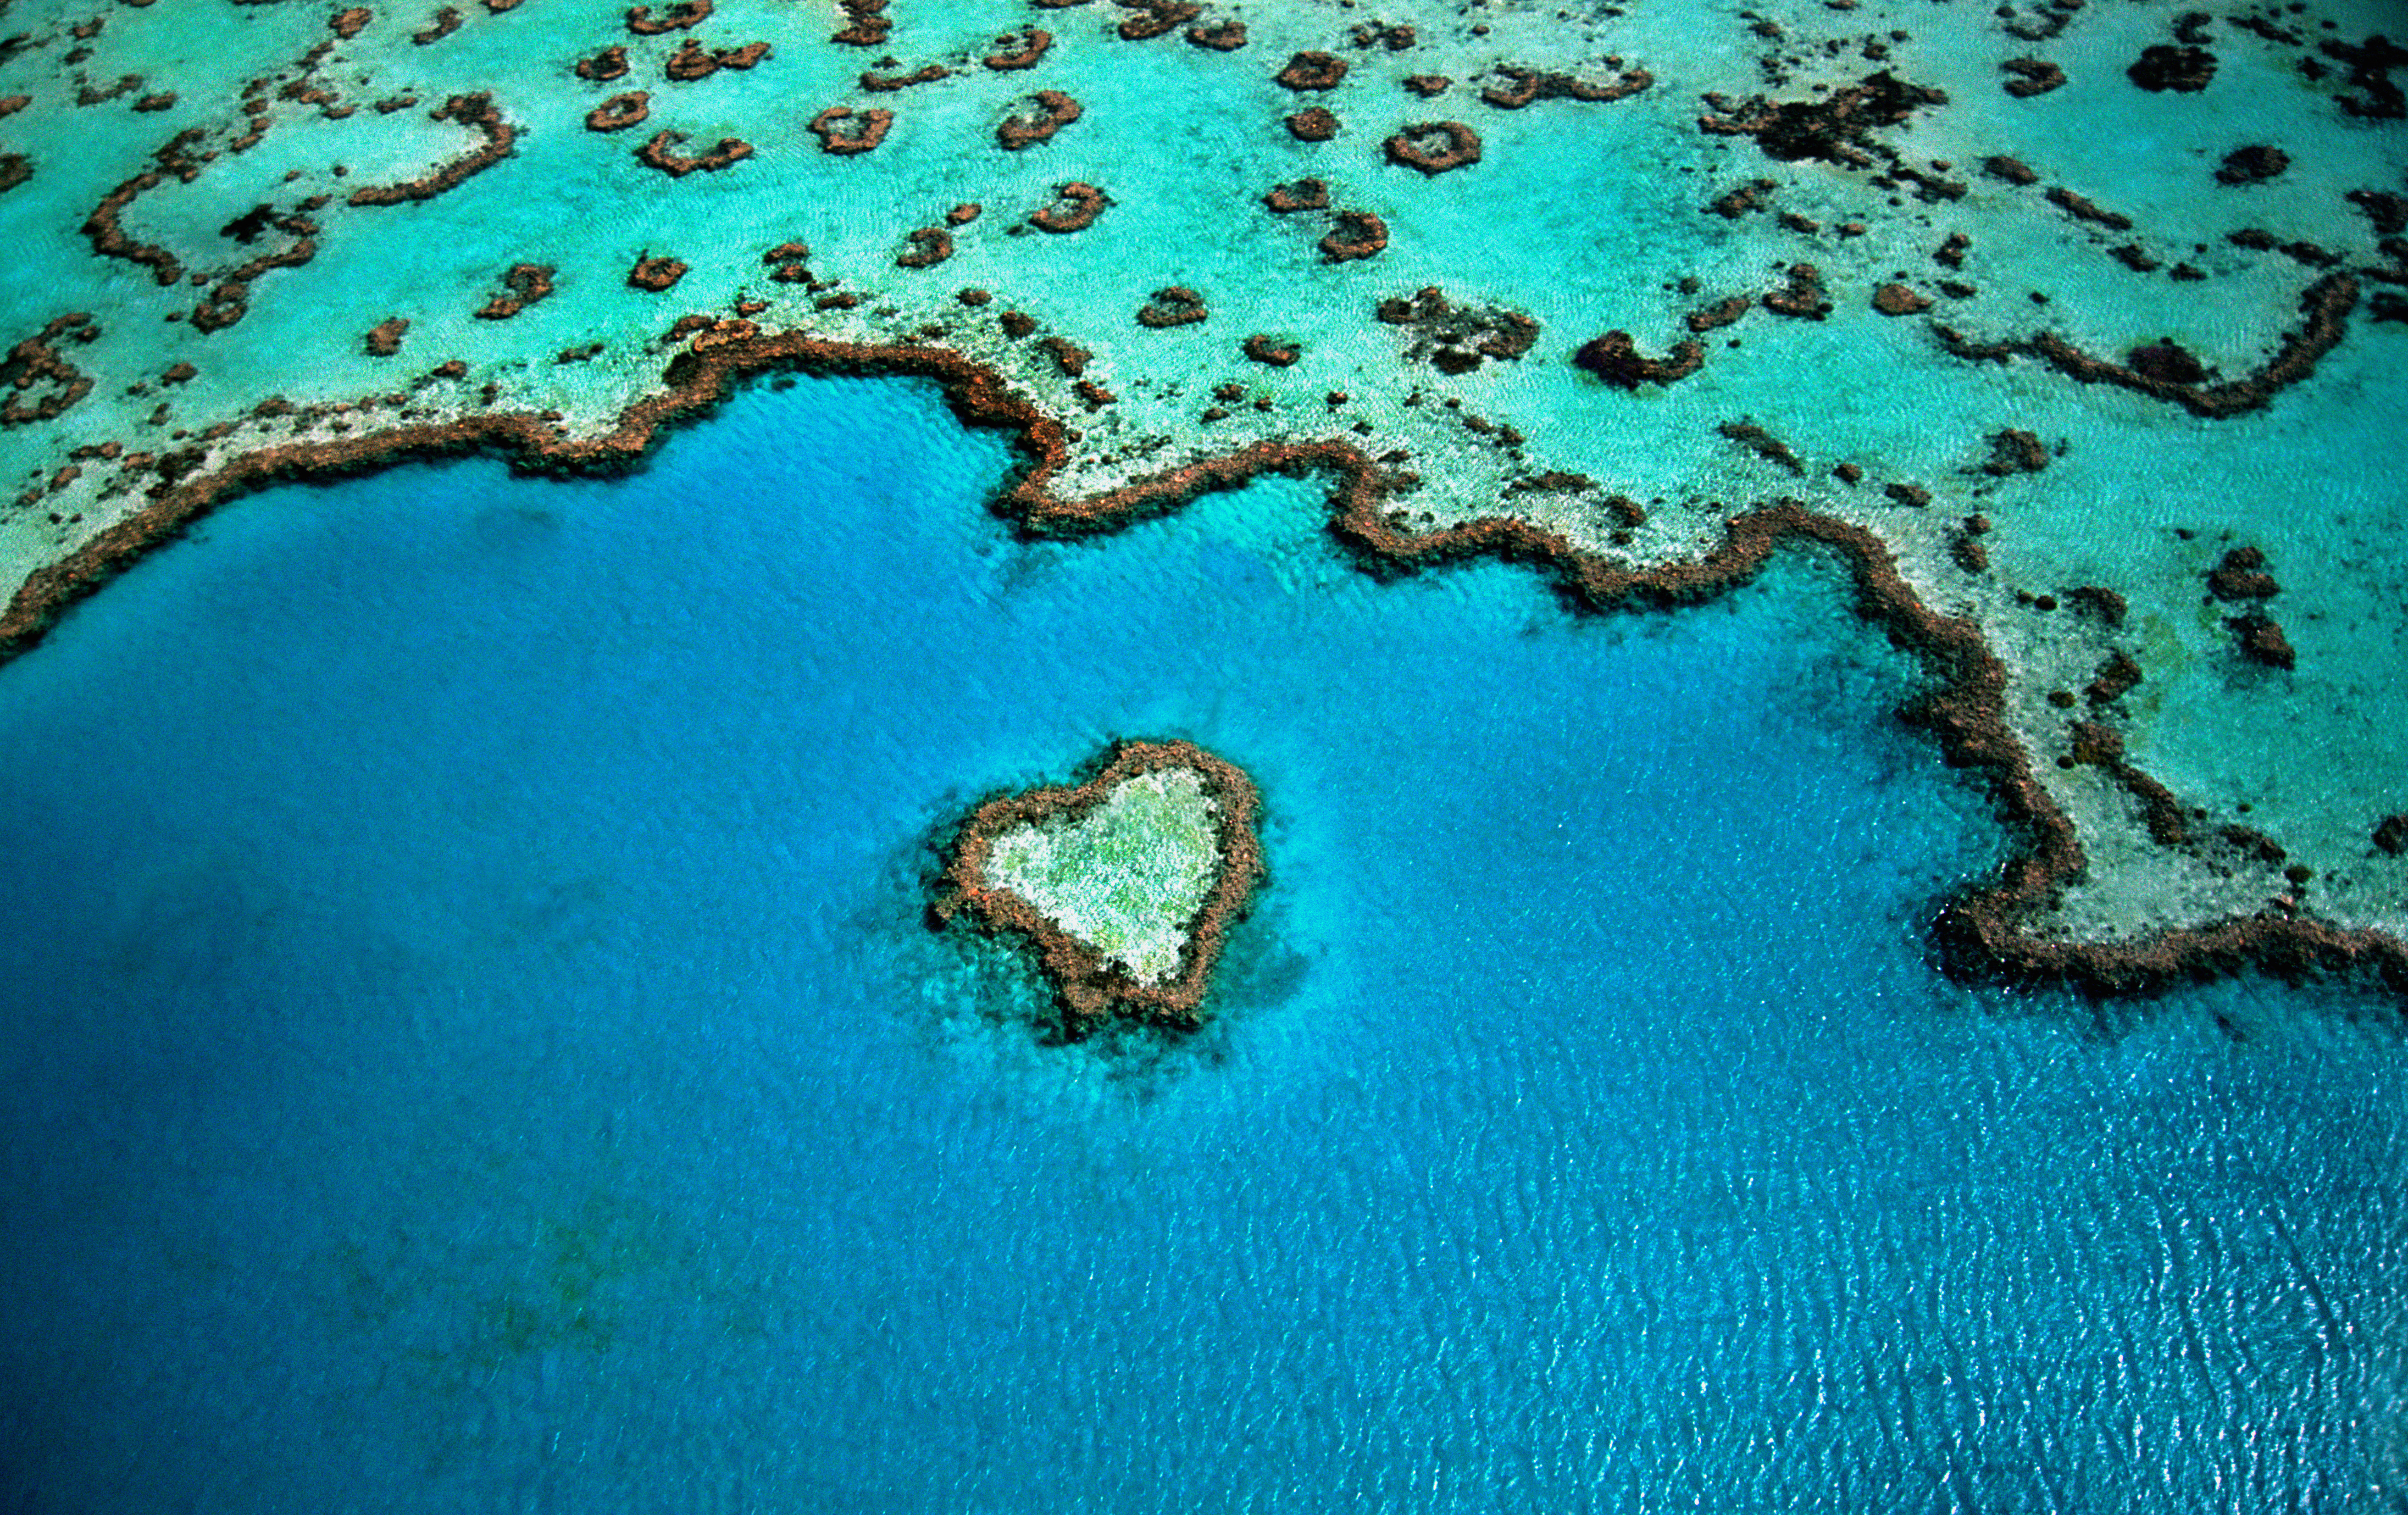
[584,90,649,132]
[1384,120,1480,173]
[809,106,892,155]
[1275,51,1348,90]
[1286,107,1338,141]
[627,253,687,290]
[1319,211,1387,262]
[1137,287,1208,327]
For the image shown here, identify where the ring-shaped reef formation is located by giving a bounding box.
[933,739,1266,1034]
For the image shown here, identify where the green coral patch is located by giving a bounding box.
[984,768,1224,985]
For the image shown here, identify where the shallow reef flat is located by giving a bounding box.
[0,0,2403,999]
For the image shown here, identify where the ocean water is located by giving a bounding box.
[2,373,2404,1511]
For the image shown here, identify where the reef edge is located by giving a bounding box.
[2,328,2400,1014]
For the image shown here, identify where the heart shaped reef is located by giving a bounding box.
[935,740,1264,1032]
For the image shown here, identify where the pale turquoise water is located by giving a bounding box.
[3,374,2405,1511]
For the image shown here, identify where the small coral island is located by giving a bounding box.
[934,740,1263,1036]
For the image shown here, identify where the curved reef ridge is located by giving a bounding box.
[933,739,1265,1032]
[1,328,2399,1010]
[1,0,2403,1018]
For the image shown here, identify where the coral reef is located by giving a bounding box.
[934,739,1265,1032]
[998,90,1081,150]
[1383,121,1480,174]
[1319,211,1387,262]
[809,106,891,155]
[627,253,687,291]
[1030,182,1110,233]
[634,131,753,175]
[1574,330,1703,388]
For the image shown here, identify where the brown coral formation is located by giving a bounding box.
[2070,586,2128,626]
[895,228,954,269]
[1319,211,1387,262]
[576,45,630,80]
[808,106,892,155]
[627,253,687,291]
[1873,283,1932,315]
[1481,64,1652,109]
[1698,72,1943,166]
[0,315,97,427]
[2128,44,2215,93]
[1187,19,1246,50]
[1037,337,1089,377]
[1384,121,1480,174]
[2085,650,2142,705]
[2125,341,2206,383]
[665,42,719,81]
[626,1,711,35]
[832,0,889,47]
[2066,721,2123,765]
[1981,428,2049,474]
[75,75,146,108]
[1574,330,1704,388]
[474,262,555,319]
[184,223,321,335]
[1375,287,1537,372]
[933,739,1265,1032]
[332,7,372,39]
[348,92,517,206]
[1762,263,1832,319]
[1264,178,1329,213]
[984,28,1051,70]
[1286,108,1338,141]
[2323,35,2408,120]
[2232,615,2296,669]
[861,63,947,92]
[1274,51,1348,90]
[364,316,409,355]
[1931,274,2359,418]
[81,130,213,286]
[2046,185,2132,231]
[1115,1,1202,42]
[634,130,752,175]
[1718,420,1803,473]
[2216,145,2290,185]
[1030,182,1110,233]
[1242,334,1300,366]
[1710,178,1776,218]
[999,90,1082,150]
[1136,287,1207,327]
[2000,57,2064,96]
[2208,545,2279,601]
[585,91,649,131]
[1687,296,1752,332]
[412,8,462,44]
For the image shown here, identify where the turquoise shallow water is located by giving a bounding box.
[2,374,2405,1511]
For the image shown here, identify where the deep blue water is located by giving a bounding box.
[3,375,2404,1513]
